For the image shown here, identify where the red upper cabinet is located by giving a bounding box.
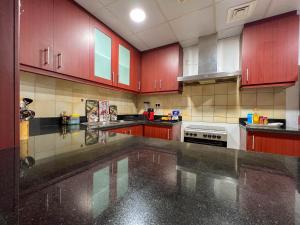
[141,43,183,93]
[242,12,299,87]
[20,0,54,70]
[53,0,90,79]
[89,18,116,86]
[131,49,141,92]
[141,50,157,93]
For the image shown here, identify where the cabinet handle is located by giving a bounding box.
[112,72,114,83]
[57,53,62,69]
[129,129,131,135]
[154,80,157,90]
[160,80,162,89]
[246,68,249,82]
[44,47,50,65]
[138,81,141,90]
[252,134,255,150]
[167,129,170,140]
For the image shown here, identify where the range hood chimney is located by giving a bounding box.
[178,33,241,84]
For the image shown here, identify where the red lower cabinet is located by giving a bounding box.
[144,125,172,140]
[246,131,300,156]
[109,125,143,136]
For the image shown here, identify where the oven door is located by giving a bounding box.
[184,137,227,147]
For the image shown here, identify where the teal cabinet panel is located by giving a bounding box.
[118,45,130,86]
[94,28,112,80]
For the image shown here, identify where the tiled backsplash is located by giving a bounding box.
[137,82,286,123]
[20,71,138,118]
[20,71,286,123]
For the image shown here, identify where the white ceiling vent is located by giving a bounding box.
[227,1,257,23]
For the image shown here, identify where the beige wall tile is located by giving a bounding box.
[191,95,203,106]
[241,93,256,106]
[192,116,202,122]
[203,106,214,117]
[215,95,227,106]
[227,106,240,118]
[227,82,238,94]
[202,117,214,122]
[257,87,274,93]
[203,84,214,95]
[214,106,227,117]
[226,117,239,123]
[192,106,202,116]
[214,117,227,123]
[56,101,72,116]
[214,83,227,95]
[228,94,240,106]
[240,106,255,117]
[203,95,214,106]
[73,102,85,116]
[257,93,274,106]
[35,100,56,118]
[274,90,286,106]
[191,85,203,96]
[274,105,286,119]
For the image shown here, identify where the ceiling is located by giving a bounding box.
[74,0,300,51]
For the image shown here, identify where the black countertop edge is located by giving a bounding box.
[29,115,182,136]
[239,118,300,135]
[29,120,182,136]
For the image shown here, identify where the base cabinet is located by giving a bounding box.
[246,131,300,156]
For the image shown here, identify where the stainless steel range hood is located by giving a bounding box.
[178,34,241,84]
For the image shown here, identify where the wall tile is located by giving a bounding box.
[228,94,240,106]
[203,106,214,117]
[214,106,227,117]
[215,95,227,106]
[274,90,286,106]
[257,93,274,106]
[191,85,203,96]
[191,95,203,106]
[214,83,227,95]
[203,84,214,95]
[202,117,214,122]
[192,106,202,116]
[214,117,227,123]
[192,116,203,122]
[35,100,56,118]
[241,93,256,106]
[56,101,72,116]
[203,95,214,106]
[227,82,238,94]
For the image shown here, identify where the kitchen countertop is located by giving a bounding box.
[1,129,300,225]
[240,124,300,135]
[30,119,182,136]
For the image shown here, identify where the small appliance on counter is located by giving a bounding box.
[143,108,154,121]
[171,109,181,121]
[109,105,118,121]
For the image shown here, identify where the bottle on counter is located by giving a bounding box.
[247,113,253,124]
[253,112,259,124]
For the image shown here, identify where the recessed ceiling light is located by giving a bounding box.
[130,8,146,23]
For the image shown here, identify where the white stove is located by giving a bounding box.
[184,125,228,147]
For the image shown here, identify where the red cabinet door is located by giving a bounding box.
[144,125,172,140]
[157,44,182,92]
[247,131,300,156]
[53,0,90,79]
[141,51,157,93]
[20,0,54,70]
[131,49,141,92]
[130,125,143,136]
[242,12,299,87]
[89,18,116,86]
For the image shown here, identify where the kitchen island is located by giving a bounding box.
[1,128,300,225]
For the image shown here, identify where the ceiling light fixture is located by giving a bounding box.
[130,8,146,23]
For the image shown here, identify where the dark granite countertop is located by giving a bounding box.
[1,129,300,225]
[239,118,300,135]
[30,119,182,136]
